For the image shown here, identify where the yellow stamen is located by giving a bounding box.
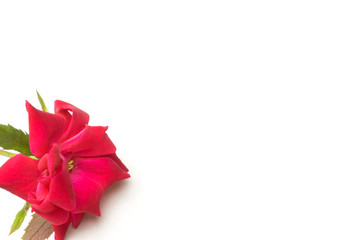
[67,159,75,172]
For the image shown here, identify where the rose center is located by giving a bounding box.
[66,159,75,172]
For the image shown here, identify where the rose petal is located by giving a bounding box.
[38,154,48,172]
[48,163,75,211]
[47,145,62,177]
[26,101,66,158]
[37,173,51,186]
[55,100,89,142]
[30,197,58,212]
[109,153,129,172]
[61,126,116,158]
[71,212,85,228]
[0,154,39,201]
[36,183,49,201]
[70,175,102,216]
[35,206,70,225]
[69,157,130,216]
[74,157,130,189]
[52,219,71,240]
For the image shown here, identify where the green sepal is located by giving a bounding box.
[36,90,48,112]
[0,124,32,156]
[9,202,30,235]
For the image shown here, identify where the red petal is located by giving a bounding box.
[70,175,102,216]
[48,163,75,211]
[35,206,69,225]
[70,157,130,216]
[36,183,49,201]
[52,218,71,240]
[30,197,58,212]
[71,212,85,228]
[75,157,130,188]
[0,154,39,201]
[55,100,89,142]
[38,154,48,171]
[61,126,116,158]
[26,101,66,158]
[47,145,62,177]
[109,153,129,172]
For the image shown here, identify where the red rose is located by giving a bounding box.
[0,100,130,240]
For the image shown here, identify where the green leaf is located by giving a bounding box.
[0,124,32,156]
[36,90,48,112]
[9,202,30,235]
[22,213,53,240]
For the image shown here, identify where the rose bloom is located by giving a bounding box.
[0,100,130,240]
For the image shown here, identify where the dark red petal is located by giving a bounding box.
[0,154,39,201]
[35,207,69,225]
[30,198,58,212]
[47,145,62,177]
[48,163,75,211]
[55,100,89,142]
[109,153,129,172]
[71,212,85,228]
[70,157,130,216]
[27,192,41,205]
[52,219,71,240]
[37,173,50,186]
[61,126,116,158]
[26,101,66,158]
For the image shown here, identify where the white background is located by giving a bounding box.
[0,1,360,239]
